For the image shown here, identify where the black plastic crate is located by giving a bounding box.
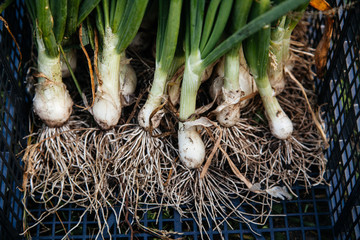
[0,0,359,239]
[0,0,31,239]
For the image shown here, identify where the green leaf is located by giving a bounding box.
[95,5,105,40]
[202,0,310,68]
[86,17,95,50]
[77,0,101,26]
[189,0,204,54]
[156,0,170,62]
[199,0,221,52]
[158,0,182,72]
[25,0,36,25]
[102,0,109,28]
[231,0,253,33]
[110,0,126,34]
[36,0,58,57]
[64,0,80,38]
[49,0,67,44]
[116,0,149,53]
[109,0,116,26]
[201,0,233,58]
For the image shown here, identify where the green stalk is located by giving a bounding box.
[179,52,203,121]
[180,0,233,121]
[223,48,240,91]
[138,0,183,129]
[223,0,253,90]
[244,0,293,140]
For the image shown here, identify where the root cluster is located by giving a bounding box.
[22,21,327,239]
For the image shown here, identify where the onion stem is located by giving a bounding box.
[26,0,100,127]
[92,0,148,129]
[258,76,293,139]
[244,0,293,139]
[92,27,122,129]
[33,32,73,127]
[138,0,183,129]
[216,0,253,127]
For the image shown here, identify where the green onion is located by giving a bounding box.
[244,0,294,140]
[25,0,99,127]
[91,0,148,129]
[178,0,233,169]
[138,0,183,129]
[215,0,253,127]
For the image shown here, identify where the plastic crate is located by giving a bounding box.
[0,0,359,239]
[0,0,31,239]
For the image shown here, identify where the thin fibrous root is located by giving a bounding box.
[22,115,128,238]
[110,124,178,208]
[165,163,271,239]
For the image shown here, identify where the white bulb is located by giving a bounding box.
[178,124,205,169]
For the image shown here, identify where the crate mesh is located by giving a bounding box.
[0,0,359,239]
[0,0,31,239]
[308,0,360,239]
[25,183,333,240]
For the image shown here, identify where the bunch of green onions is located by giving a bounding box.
[20,0,323,237]
[178,0,310,169]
